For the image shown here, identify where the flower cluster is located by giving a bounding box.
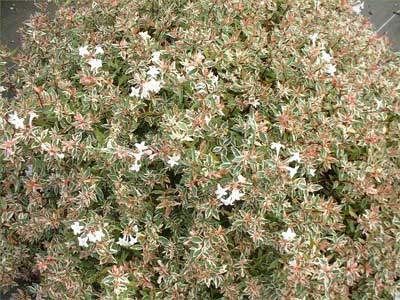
[78,44,104,72]
[309,33,337,76]
[129,50,163,99]
[215,184,245,206]
[71,221,105,248]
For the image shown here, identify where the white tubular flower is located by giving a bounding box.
[130,162,141,172]
[141,79,162,98]
[285,165,299,179]
[282,228,296,241]
[71,221,83,235]
[135,141,148,152]
[220,196,235,206]
[271,142,285,157]
[78,236,89,247]
[8,112,25,129]
[151,51,162,64]
[167,154,180,167]
[310,33,318,46]
[226,188,244,203]
[147,66,161,78]
[117,234,138,247]
[321,51,332,63]
[288,152,301,163]
[215,184,228,199]
[326,64,336,76]
[78,45,90,57]
[88,58,102,72]
[130,86,141,98]
[95,45,104,55]
[87,229,105,243]
[139,31,151,40]
[28,111,38,127]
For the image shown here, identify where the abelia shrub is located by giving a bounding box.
[1,0,400,299]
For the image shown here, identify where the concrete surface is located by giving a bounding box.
[363,0,400,51]
[0,1,56,50]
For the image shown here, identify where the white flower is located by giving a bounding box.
[310,33,318,46]
[215,184,228,199]
[57,153,65,159]
[130,86,141,97]
[0,85,6,93]
[135,141,148,152]
[271,142,285,157]
[28,111,38,127]
[88,58,102,72]
[139,31,151,40]
[288,152,301,163]
[78,236,89,247]
[117,234,138,247]
[145,79,162,93]
[151,51,162,64]
[227,188,244,203]
[71,221,83,235]
[220,196,235,206]
[87,229,105,243]
[130,162,141,172]
[250,98,260,108]
[282,228,296,241]
[309,168,316,177]
[375,99,383,110]
[321,51,332,63]
[147,66,161,78]
[78,45,90,57]
[95,45,104,55]
[167,154,180,167]
[326,64,336,76]
[8,112,25,129]
[141,79,162,99]
[285,165,299,178]
[352,1,364,15]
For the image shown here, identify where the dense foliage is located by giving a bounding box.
[1,0,400,298]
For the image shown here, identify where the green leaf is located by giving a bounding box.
[94,127,105,145]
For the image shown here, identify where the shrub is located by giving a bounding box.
[1,0,400,298]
